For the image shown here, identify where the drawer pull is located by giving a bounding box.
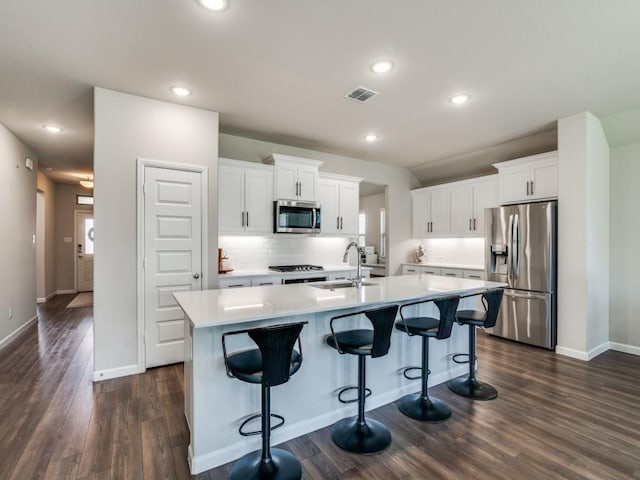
[445,273,457,277]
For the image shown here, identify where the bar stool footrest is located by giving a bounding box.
[338,385,372,404]
[402,366,428,380]
[239,413,286,437]
[452,353,476,364]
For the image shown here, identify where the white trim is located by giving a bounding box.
[92,363,143,382]
[74,210,95,293]
[56,289,77,295]
[609,342,640,356]
[136,158,209,375]
[0,315,38,351]
[189,365,466,474]
[37,291,57,304]
[556,341,610,361]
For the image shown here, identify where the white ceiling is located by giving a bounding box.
[1,1,639,184]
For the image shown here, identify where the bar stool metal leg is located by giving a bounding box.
[330,356,391,454]
[397,336,452,422]
[230,384,302,480]
[447,325,498,401]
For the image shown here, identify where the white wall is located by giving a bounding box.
[609,143,640,352]
[219,133,421,275]
[93,88,219,374]
[0,122,38,348]
[360,193,385,257]
[557,112,610,359]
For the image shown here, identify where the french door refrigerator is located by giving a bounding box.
[485,201,557,349]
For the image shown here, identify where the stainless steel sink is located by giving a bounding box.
[310,281,377,289]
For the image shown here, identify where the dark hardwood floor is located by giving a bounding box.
[1,295,639,479]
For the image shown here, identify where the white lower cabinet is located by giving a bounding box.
[251,276,283,286]
[441,268,463,278]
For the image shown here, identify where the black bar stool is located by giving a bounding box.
[326,304,399,454]
[395,295,460,422]
[222,322,307,480]
[448,289,504,400]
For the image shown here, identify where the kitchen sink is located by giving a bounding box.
[311,281,377,289]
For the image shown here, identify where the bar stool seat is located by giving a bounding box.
[223,322,307,480]
[395,296,460,422]
[326,304,399,454]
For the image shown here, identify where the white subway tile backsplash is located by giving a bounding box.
[219,236,351,270]
[419,237,485,267]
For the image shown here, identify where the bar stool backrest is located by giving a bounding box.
[364,305,399,358]
[482,289,504,329]
[248,323,305,387]
[433,296,461,340]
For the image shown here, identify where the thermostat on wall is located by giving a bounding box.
[25,157,34,170]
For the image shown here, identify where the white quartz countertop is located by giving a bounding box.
[219,265,371,278]
[174,275,504,329]
[403,262,484,270]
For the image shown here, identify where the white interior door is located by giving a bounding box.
[144,166,202,368]
[76,211,94,292]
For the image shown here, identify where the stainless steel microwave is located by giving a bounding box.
[274,200,321,234]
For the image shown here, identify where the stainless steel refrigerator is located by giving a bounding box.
[485,201,557,349]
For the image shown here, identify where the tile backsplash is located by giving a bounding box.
[418,237,485,266]
[219,236,352,270]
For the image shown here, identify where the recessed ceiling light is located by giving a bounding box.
[371,61,394,74]
[450,94,471,105]
[171,86,192,97]
[43,125,63,133]
[364,134,379,142]
[197,0,228,11]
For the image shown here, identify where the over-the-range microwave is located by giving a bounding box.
[274,200,321,234]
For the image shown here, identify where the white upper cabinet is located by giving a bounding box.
[263,154,323,202]
[411,186,451,238]
[494,151,558,205]
[219,158,273,234]
[413,175,498,238]
[318,173,362,236]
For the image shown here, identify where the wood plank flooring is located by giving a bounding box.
[1,294,639,479]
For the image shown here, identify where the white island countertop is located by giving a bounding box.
[174,274,504,329]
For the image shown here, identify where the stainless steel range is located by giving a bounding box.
[269,265,327,284]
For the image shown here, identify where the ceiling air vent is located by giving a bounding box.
[344,86,380,103]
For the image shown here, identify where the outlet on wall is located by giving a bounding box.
[8,306,13,319]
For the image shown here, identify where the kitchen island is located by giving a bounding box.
[174,274,504,474]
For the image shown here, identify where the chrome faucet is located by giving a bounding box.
[343,241,362,287]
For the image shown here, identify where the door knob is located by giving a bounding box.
[193,273,200,279]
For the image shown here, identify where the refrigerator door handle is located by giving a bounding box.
[512,213,520,280]
[507,214,514,285]
[504,290,549,301]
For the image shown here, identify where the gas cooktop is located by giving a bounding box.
[268,264,324,272]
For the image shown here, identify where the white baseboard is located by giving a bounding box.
[92,363,143,382]
[609,342,640,356]
[37,291,57,303]
[189,365,467,474]
[0,316,38,351]
[556,341,610,361]
[57,289,77,295]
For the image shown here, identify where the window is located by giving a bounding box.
[76,195,94,206]
[380,208,386,258]
[358,212,366,247]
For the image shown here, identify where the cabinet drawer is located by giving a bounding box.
[402,265,420,275]
[463,270,485,280]
[420,266,441,275]
[251,276,283,287]
[440,268,463,278]
[218,277,251,289]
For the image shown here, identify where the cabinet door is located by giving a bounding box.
[218,164,245,234]
[440,268,463,278]
[251,275,283,286]
[297,165,318,201]
[275,163,298,200]
[531,158,558,200]
[411,190,430,238]
[244,168,273,234]
[338,181,360,235]
[318,179,340,234]
[218,277,251,289]
[472,177,498,236]
[420,266,441,275]
[402,265,420,275]
[429,188,451,235]
[450,184,473,235]
[499,166,530,204]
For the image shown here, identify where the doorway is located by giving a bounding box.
[359,181,388,277]
[75,211,95,292]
